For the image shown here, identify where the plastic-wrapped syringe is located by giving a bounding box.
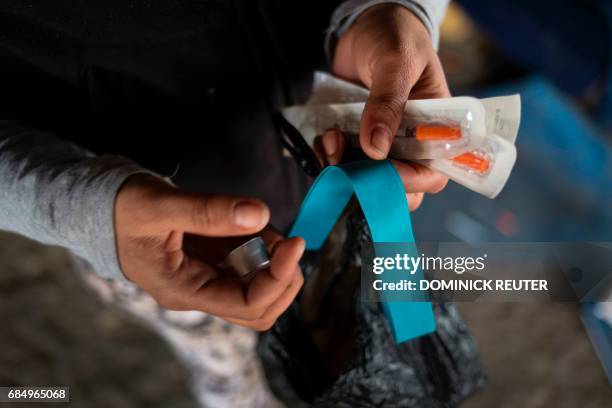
[282,71,521,198]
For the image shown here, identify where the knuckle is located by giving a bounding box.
[435,82,451,98]
[370,93,405,119]
[378,48,419,75]
[241,306,267,321]
[190,198,214,230]
[379,38,411,60]
[426,80,451,98]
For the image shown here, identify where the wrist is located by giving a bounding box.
[332,3,432,83]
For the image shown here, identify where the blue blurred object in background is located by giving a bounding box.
[456,0,612,130]
[420,0,612,389]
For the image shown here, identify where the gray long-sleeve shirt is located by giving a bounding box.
[0,121,154,279]
[0,0,448,281]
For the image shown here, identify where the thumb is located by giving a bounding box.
[360,59,424,159]
[159,191,270,236]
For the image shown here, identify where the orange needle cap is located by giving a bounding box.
[452,152,490,172]
[415,125,462,141]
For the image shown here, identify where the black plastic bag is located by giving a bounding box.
[259,116,486,407]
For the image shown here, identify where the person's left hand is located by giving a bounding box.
[314,3,449,211]
[114,174,305,331]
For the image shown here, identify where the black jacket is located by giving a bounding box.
[0,0,341,229]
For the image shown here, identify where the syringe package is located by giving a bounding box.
[282,71,521,198]
[416,94,520,198]
[283,97,489,160]
[419,132,517,198]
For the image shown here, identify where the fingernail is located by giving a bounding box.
[371,126,392,158]
[234,201,265,228]
[322,130,338,156]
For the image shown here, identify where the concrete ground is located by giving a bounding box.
[1,232,611,407]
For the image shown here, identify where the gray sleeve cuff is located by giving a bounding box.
[0,124,163,282]
[325,0,450,60]
[72,159,161,281]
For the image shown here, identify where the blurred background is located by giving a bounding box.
[416,0,612,406]
[1,0,611,407]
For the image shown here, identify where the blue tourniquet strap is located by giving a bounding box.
[289,160,435,343]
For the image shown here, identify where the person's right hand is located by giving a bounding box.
[314,4,449,211]
[113,174,305,331]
